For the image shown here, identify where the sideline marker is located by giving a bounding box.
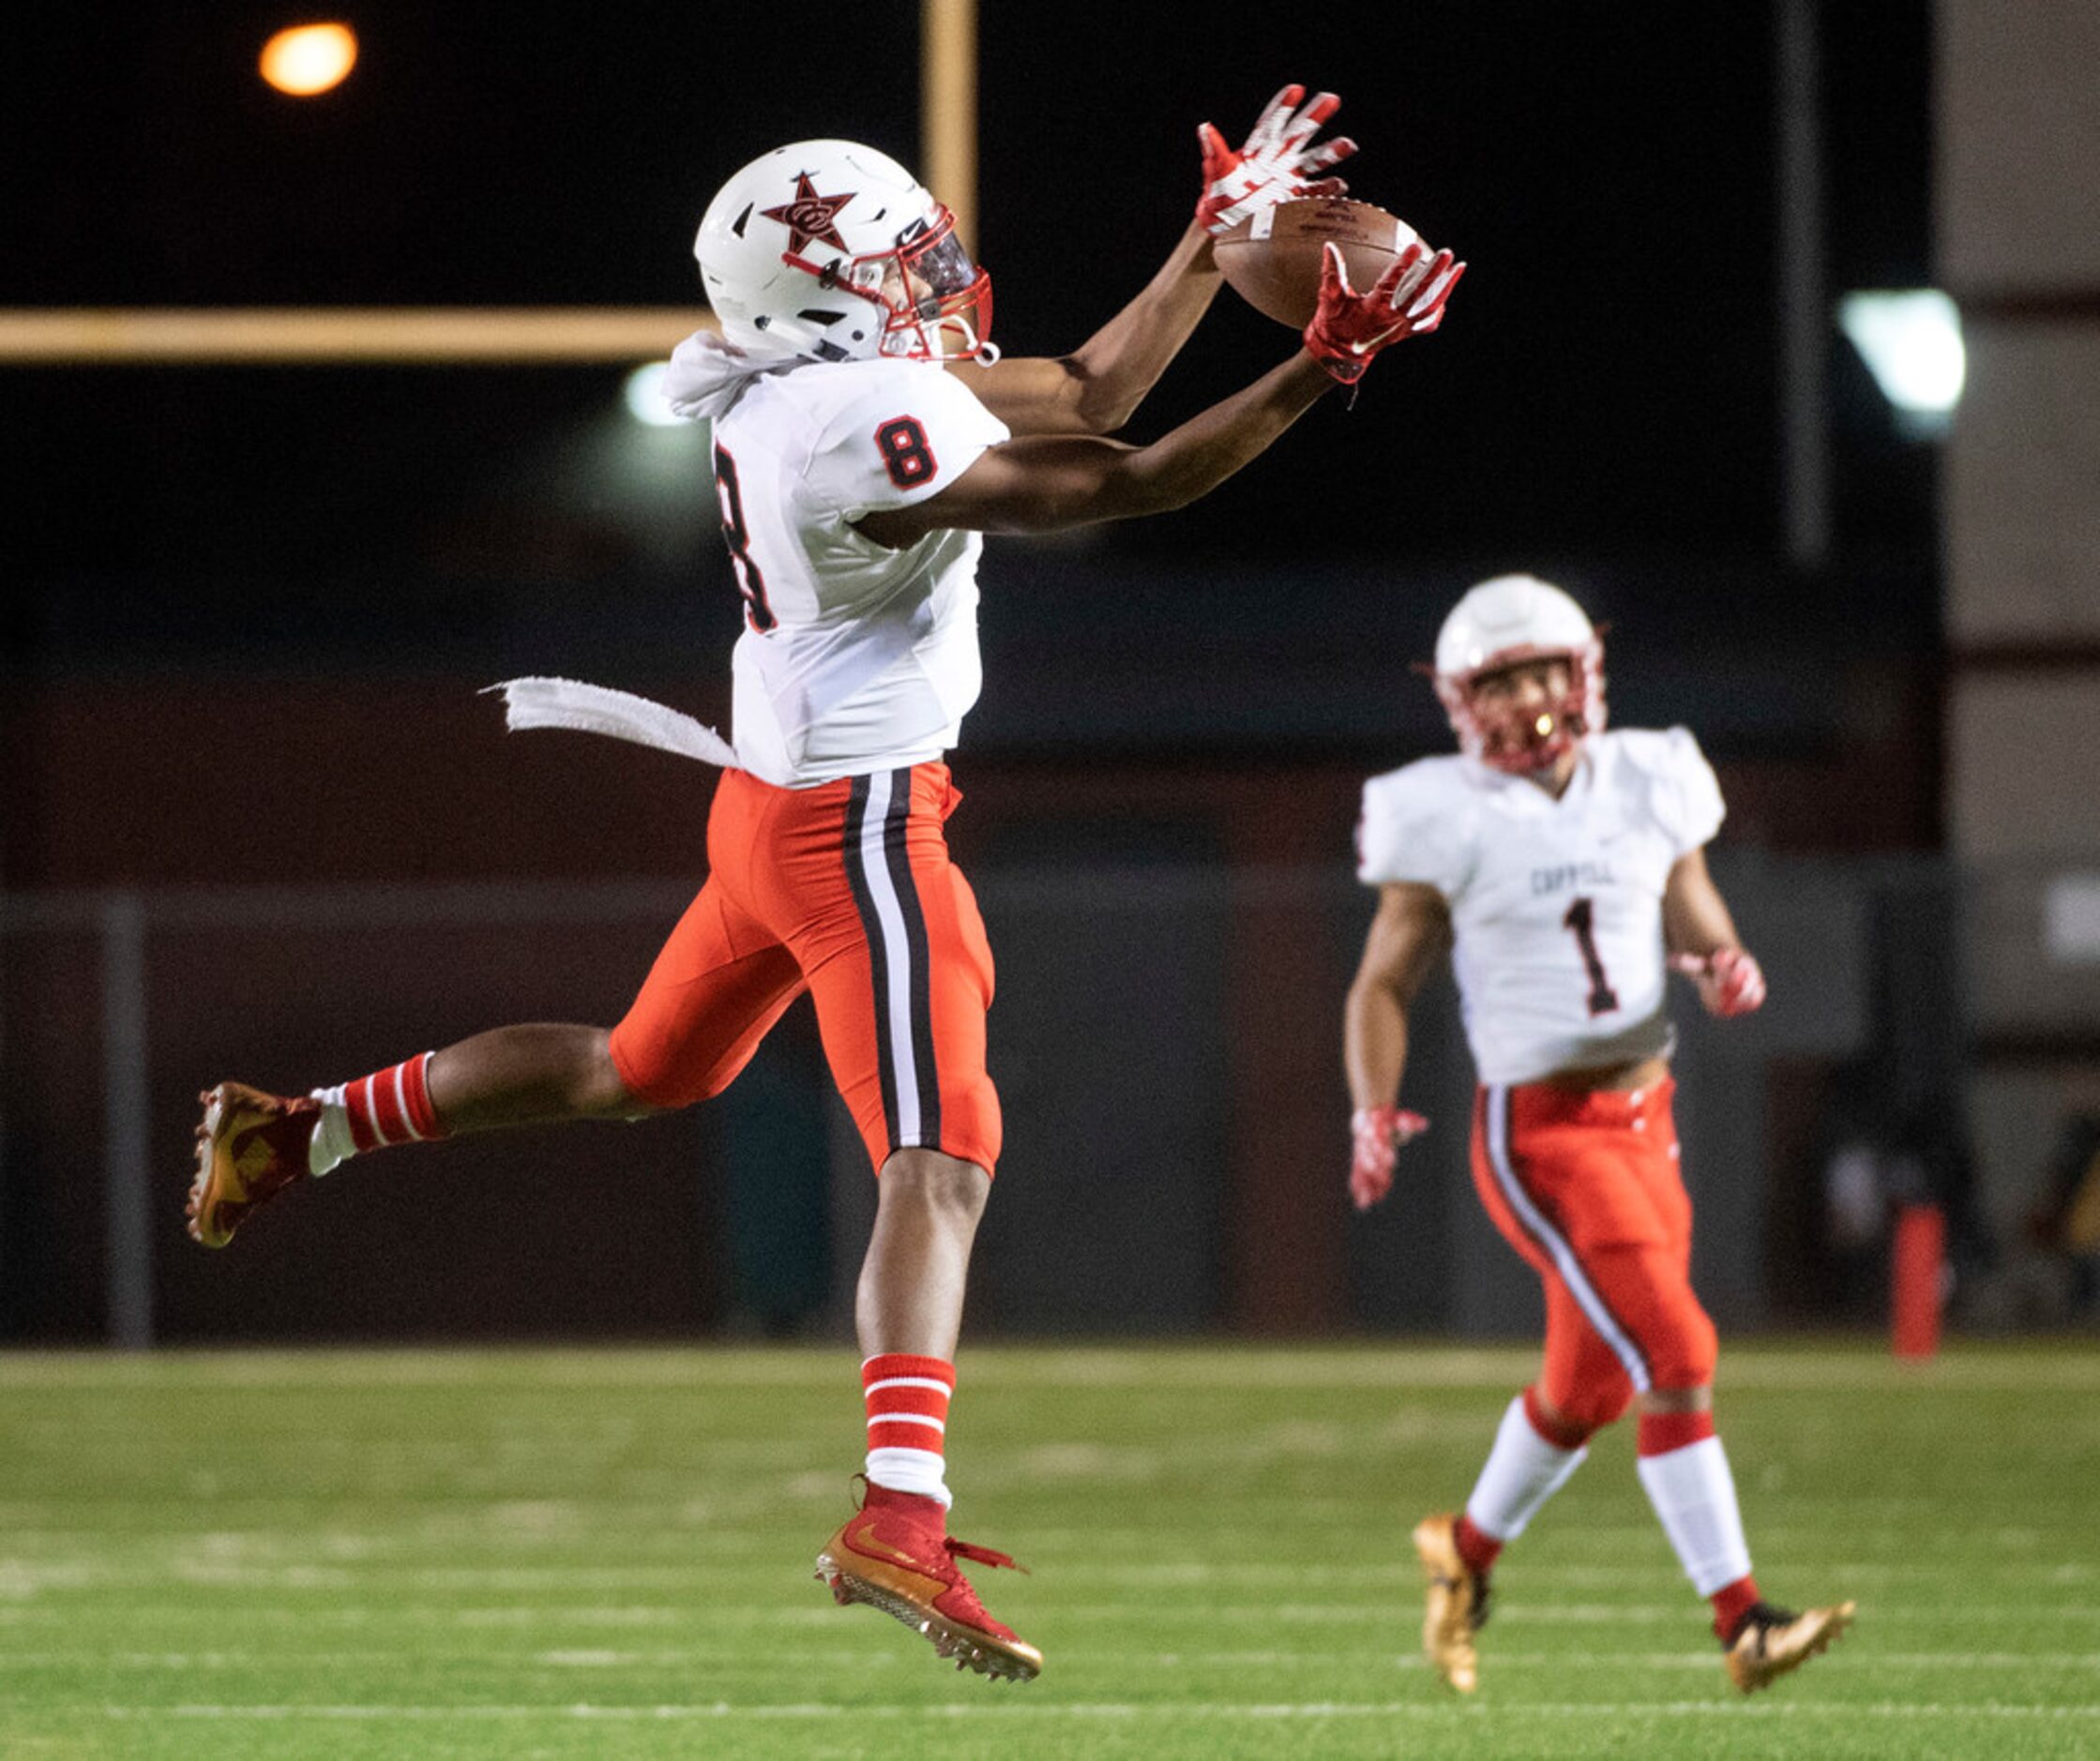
[1891,1202,1945,1360]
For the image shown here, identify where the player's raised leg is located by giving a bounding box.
[189,877,805,1249]
[188,1029,641,1247]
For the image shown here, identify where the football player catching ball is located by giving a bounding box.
[188,89,1463,1682]
[1345,573,1855,1695]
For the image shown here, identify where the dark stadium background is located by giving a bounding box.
[7,3,1934,736]
[1,4,1977,1347]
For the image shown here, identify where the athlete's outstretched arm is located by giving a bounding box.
[1663,847,1768,1017]
[959,85,1355,439]
[864,241,1461,545]
[957,223,1223,438]
[901,347,1332,536]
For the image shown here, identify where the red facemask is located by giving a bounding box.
[1431,642,1607,775]
[782,205,994,363]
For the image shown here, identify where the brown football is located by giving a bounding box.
[1215,197,1423,328]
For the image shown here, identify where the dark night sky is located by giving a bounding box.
[4,3,1934,710]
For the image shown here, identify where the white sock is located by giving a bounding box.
[306,1087,356,1176]
[866,1446,952,1508]
[1637,1436,1754,1596]
[1464,1394,1589,1542]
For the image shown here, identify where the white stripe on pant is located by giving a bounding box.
[1484,1084,1652,1392]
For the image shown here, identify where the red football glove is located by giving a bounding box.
[1304,241,1465,384]
[1669,946,1768,1017]
[1196,83,1356,237]
[1350,1105,1429,1212]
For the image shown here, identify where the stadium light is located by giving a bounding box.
[1837,289,1965,439]
[259,23,358,96]
[622,362,683,428]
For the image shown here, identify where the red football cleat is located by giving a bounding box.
[815,1481,1042,1681]
[188,1081,319,1247]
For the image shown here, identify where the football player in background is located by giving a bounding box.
[1344,574,1854,1695]
[188,91,1464,1683]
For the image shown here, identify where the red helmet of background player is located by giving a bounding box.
[1430,574,1607,775]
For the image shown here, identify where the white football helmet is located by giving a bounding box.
[692,140,994,366]
[1429,573,1607,773]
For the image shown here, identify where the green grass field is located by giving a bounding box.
[1,1341,2095,1759]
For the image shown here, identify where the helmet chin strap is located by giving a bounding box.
[898,307,993,364]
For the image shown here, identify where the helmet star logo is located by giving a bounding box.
[761,173,855,256]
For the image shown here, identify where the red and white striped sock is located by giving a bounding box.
[862,1353,954,1510]
[309,1052,446,1175]
[1636,1408,1760,1638]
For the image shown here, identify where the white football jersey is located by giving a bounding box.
[709,356,1010,787]
[1355,729,1726,1085]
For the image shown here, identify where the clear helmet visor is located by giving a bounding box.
[859,209,994,361]
[899,228,981,301]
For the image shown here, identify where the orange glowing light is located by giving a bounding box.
[259,23,358,96]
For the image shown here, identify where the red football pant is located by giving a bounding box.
[609,762,1001,1176]
[1470,1077,1718,1433]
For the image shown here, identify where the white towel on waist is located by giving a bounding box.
[483,676,739,770]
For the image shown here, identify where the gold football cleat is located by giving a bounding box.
[1411,1513,1489,1693]
[188,1082,318,1247]
[815,1483,1042,1682]
[1724,1599,1856,1693]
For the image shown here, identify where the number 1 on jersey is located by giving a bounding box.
[1563,896,1620,1016]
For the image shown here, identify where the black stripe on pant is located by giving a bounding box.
[843,768,943,1155]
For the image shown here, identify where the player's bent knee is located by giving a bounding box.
[601,1022,719,1117]
[1523,1383,1609,1446]
[1649,1308,1720,1392]
[582,1031,667,1121]
[940,1074,1002,1174]
[854,1075,1002,1179]
[1549,1379,1635,1436]
[878,1148,991,1223]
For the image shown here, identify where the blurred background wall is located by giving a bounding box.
[1936,1,2100,1326]
[4,1,2096,1347]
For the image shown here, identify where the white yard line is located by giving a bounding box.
[91,1563,2087,1593]
[3,1648,2097,1671]
[7,1599,2100,1630]
[86,1699,2100,1721]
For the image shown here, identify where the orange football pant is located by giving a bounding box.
[1470,1076,1718,1433]
[609,762,1001,1176]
